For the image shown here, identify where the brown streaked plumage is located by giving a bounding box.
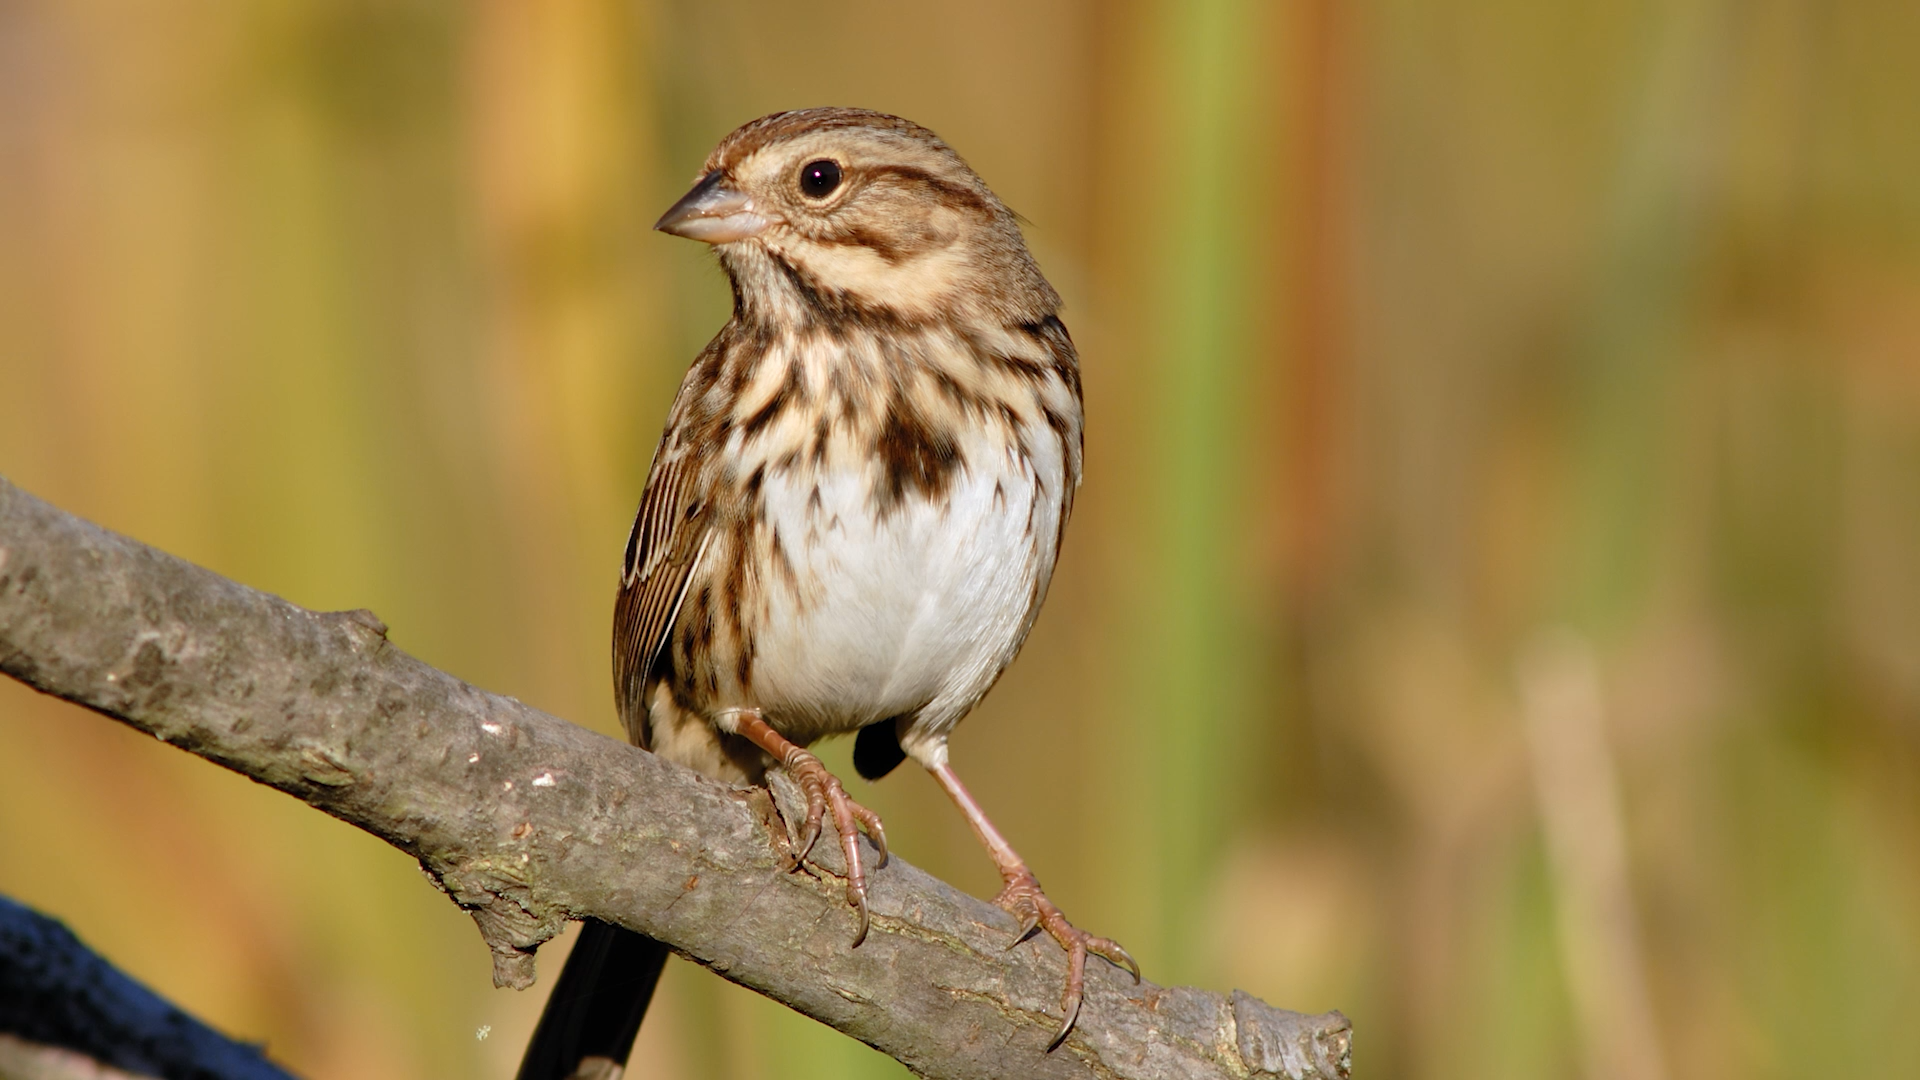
[518,108,1131,1080]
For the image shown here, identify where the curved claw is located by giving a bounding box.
[1047,991,1083,1054]
[1006,911,1042,950]
[1091,937,1141,983]
[848,886,871,948]
[794,816,822,867]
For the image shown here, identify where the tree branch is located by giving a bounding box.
[0,475,1351,1080]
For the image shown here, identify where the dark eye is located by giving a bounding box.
[798,159,842,199]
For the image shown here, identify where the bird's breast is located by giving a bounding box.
[728,414,1066,742]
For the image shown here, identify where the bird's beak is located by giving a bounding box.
[654,171,772,244]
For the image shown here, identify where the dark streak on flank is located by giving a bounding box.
[735,632,755,693]
[1008,420,1034,469]
[693,585,716,650]
[1015,318,1081,397]
[719,524,748,647]
[712,538,750,695]
[1040,403,1074,453]
[680,584,715,663]
[1057,357,1083,401]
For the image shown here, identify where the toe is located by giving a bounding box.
[774,752,892,948]
[852,804,889,867]
[989,870,1136,1048]
[1090,936,1141,982]
[1046,938,1088,1053]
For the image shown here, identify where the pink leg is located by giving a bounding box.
[927,761,1139,1050]
[734,712,888,946]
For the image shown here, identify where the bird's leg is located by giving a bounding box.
[925,761,1140,1049]
[731,710,888,946]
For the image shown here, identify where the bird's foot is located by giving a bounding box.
[730,711,890,946]
[993,867,1140,1051]
[783,748,889,946]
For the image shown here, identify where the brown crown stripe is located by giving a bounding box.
[710,108,953,171]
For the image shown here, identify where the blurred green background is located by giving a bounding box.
[3,1,1918,1078]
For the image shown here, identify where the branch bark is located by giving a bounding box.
[0,475,1351,1080]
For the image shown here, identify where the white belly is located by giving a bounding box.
[747,431,1062,741]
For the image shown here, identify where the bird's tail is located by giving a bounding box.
[514,920,669,1080]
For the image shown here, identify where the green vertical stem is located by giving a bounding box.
[1559,0,1730,635]
[1534,7,1731,1080]
[1137,0,1263,978]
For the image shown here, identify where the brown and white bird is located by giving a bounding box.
[518,108,1134,1080]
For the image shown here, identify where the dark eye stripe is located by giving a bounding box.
[863,165,991,213]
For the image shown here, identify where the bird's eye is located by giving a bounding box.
[798,159,842,199]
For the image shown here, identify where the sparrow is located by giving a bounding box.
[518,107,1135,1080]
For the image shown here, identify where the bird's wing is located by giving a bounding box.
[612,436,713,751]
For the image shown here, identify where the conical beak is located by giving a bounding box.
[654,171,772,244]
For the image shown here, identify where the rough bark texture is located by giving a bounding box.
[0,475,1352,1080]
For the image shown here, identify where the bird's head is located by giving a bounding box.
[655,108,1058,329]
